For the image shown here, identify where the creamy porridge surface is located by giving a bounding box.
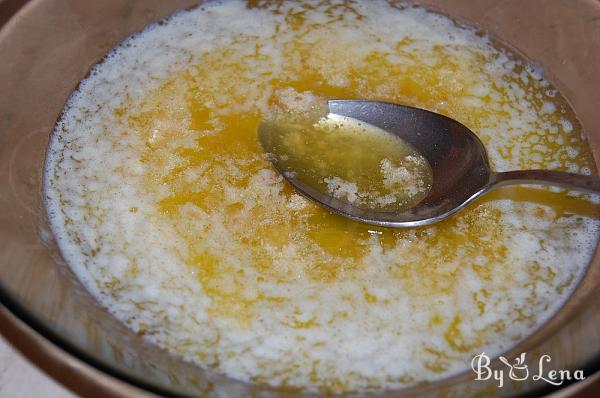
[45,0,599,393]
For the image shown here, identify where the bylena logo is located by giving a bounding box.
[471,352,585,388]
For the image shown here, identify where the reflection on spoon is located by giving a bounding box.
[259,100,600,228]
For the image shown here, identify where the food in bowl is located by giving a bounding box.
[44,0,599,393]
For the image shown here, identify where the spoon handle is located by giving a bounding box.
[490,170,600,194]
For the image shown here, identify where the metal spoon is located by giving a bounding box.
[259,100,600,227]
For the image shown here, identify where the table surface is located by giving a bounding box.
[0,334,76,398]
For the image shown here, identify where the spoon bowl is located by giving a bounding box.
[259,100,600,227]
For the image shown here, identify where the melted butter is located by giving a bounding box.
[122,25,599,321]
[262,114,433,211]
[480,186,600,219]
